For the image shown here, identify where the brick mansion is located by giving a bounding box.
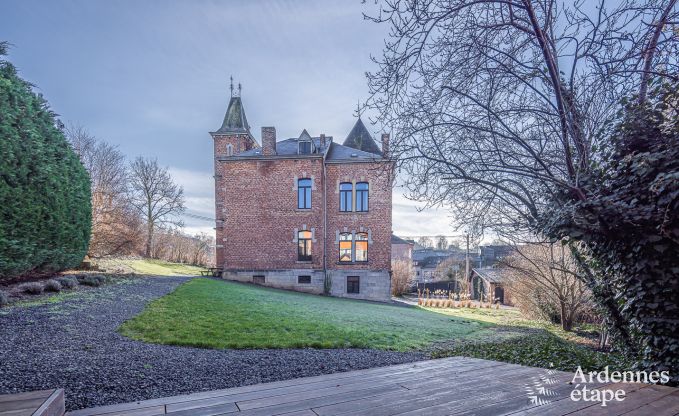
[211,87,394,301]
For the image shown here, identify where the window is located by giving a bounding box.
[226,144,233,156]
[355,232,368,262]
[339,233,353,262]
[298,275,311,284]
[356,182,369,212]
[253,275,265,284]
[299,141,312,154]
[298,178,312,209]
[298,230,312,261]
[347,276,360,294]
[339,182,352,212]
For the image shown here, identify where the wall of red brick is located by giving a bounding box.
[325,162,393,272]
[218,157,325,270]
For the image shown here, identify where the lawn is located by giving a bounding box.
[119,278,493,350]
[96,258,205,276]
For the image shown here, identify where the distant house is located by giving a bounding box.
[391,234,414,263]
[470,267,512,305]
[478,245,515,267]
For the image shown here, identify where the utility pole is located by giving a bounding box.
[465,233,470,294]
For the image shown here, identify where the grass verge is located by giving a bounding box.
[119,278,493,350]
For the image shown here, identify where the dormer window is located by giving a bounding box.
[299,141,312,154]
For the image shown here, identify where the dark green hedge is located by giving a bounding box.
[0,44,91,279]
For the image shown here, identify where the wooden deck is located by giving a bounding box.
[64,357,679,416]
[0,389,64,416]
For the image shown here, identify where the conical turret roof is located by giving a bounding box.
[342,118,382,155]
[214,96,250,134]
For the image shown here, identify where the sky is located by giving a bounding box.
[1,0,462,240]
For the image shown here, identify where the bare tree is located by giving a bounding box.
[128,157,185,257]
[417,236,433,248]
[502,243,591,331]
[66,124,141,256]
[366,0,678,238]
[435,235,448,250]
[391,259,414,296]
[366,0,679,373]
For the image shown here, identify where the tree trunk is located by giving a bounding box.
[145,221,153,258]
[560,301,572,331]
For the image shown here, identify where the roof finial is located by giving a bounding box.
[355,99,363,119]
[238,82,242,97]
[230,76,234,97]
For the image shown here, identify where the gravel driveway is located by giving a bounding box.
[0,277,425,411]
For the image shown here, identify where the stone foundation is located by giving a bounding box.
[222,269,391,302]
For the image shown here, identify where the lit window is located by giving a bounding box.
[339,233,352,262]
[355,232,368,262]
[339,183,352,212]
[356,182,369,212]
[298,178,312,209]
[347,276,360,294]
[298,230,312,261]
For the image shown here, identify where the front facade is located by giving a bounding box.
[211,89,393,301]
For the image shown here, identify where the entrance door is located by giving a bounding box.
[494,286,505,304]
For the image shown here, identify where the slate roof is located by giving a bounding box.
[472,267,507,284]
[342,118,383,155]
[214,96,250,134]
[391,234,413,245]
[233,131,385,162]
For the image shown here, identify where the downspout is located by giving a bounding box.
[322,152,328,279]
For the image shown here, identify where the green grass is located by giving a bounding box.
[96,258,205,276]
[119,278,632,372]
[119,278,492,350]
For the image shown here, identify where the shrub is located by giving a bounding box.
[0,290,9,306]
[0,43,91,281]
[391,260,413,296]
[43,279,62,292]
[19,282,44,294]
[56,276,78,289]
[78,274,107,287]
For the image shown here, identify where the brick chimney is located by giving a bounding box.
[381,133,390,157]
[262,127,276,156]
[320,134,326,151]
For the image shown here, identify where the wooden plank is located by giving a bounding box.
[32,389,64,416]
[232,359,510,412]
[326,366,555,416]
[67,357,473,416]
[620,390,679,416]
[0,392,53,404]
[0,399,48,413]
[506,382,649,416]
[165,402,238,416]
[233,384,409,416]
[565,383,679,416]
[162,361,482,414]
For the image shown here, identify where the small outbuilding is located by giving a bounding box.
[470,267,512,305]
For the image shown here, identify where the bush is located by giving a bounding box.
[0,290,9,306]
[56,276,78,289]
[43,279,62,292]
[391,260,414,296]
[78,274,107,287]
[19,282,44,295]
[0,43,91,281]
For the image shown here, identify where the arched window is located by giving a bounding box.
[298,178,312,209]
[356,182,369,212]
[298,230,312,261]
[355,232,368,262]
[339,233,353,262]
[226,144,233,156]
[339,182,352,212]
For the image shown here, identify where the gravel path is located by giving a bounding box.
[0,277,425,410]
